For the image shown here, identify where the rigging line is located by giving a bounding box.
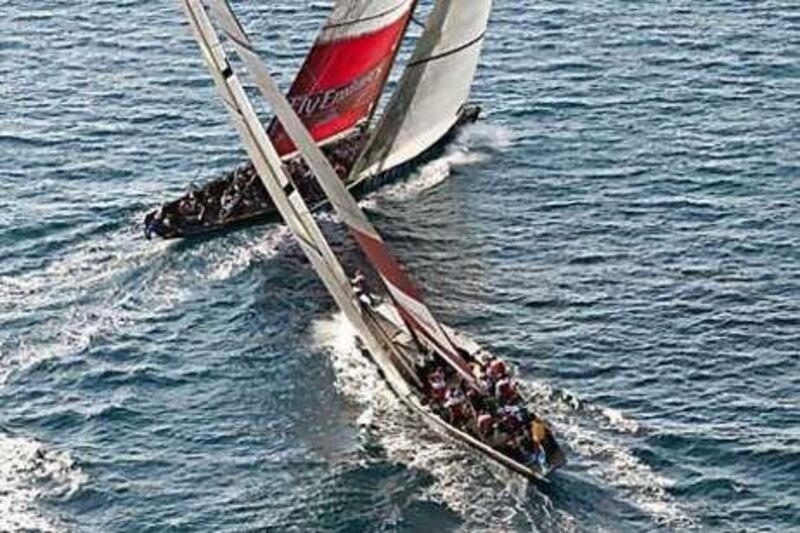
[410,16,425,28]
[221,0,248,40]
[406,31,486,68]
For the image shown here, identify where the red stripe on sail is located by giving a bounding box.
[269,13,411,156]
[397,306,476,382]
[351,228,420,302]
[350,227,476,384]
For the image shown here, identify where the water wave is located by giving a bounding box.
[0,432,85,532]
[523,381,695,529]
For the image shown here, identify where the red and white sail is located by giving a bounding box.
[267,0,416,156]
[206,0,479,388]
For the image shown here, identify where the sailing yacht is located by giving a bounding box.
[180,0,566,481]
[144,0,481,239]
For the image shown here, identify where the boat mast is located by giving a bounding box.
[182,0,421,392]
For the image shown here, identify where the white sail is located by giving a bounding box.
[181,0,415,393]
[352,0,492,178]
[207,0,480,388]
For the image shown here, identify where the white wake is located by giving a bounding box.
[364,123,515,206]
[310,312,571,532]
[0,433,86,532]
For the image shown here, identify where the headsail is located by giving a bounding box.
[181,0,418,393]
[267,0,417,156]
[352,0,492,178]
[207,0,479,388]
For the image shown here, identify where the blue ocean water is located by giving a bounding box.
[1,0,799,531]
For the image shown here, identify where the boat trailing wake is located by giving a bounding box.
[311,311,694,530]
[457,122,516,151]
[0,432,85,532]
[206,224,293,281]
[362,123,514,207]
[0,208,290,386]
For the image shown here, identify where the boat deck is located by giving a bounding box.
[361,301,566,481]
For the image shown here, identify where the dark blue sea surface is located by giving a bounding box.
[1,1,798,531]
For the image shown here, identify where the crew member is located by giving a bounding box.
[428,368,447,405]
[487,358,507,379]
[476,411,494,440]
[496,375,518,405]
[350,269,372,307]
[443,386,469,426]
[530,418,549,470]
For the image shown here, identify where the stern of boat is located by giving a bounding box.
[143,206,179,239]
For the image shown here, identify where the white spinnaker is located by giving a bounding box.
[353,0,492,178]
[206,0,479,388]
[181,0,412,395]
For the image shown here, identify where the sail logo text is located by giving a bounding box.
[289,67,383,119]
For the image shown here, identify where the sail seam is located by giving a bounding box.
[324,1,408,31]
[407,31,486,68]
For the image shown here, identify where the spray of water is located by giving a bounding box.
[0,433,85,532]
[365,123,515,204]
[311,312,581,531]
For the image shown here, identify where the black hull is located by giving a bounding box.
[145,105,481,240]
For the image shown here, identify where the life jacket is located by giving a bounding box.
[497,406,520,433]
[496,378,517,402]
[450,402,468,420]
[445,389,467,419]
[488,359,507,379]
[430,379,447,402]
[531,419,547,444]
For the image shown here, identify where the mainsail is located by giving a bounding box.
[207,0,479,388]
[352,0,492,177]
[181,0,417,393]
[267,0,417,156]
